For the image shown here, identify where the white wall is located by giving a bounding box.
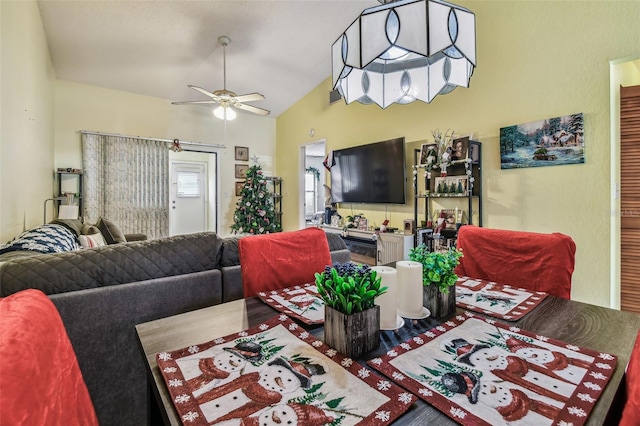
[0,1,56,243]
[53,80,275,236]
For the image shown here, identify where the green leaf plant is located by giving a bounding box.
[314,263,387,315]
[408,244,463,294]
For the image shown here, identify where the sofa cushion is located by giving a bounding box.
[0,232,222,297]
[220,236,242,267]
[79,233,107,249]
[325,232,348,251]
[96,217,127,244]
[51,218,84,236]
[81,224,101,235]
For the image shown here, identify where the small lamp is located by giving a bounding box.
[58,205,79,220]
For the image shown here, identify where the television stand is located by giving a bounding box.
[314,225,413,266]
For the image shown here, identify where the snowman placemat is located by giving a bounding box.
[256,283,325,324]
[156,315,416,425]
[368,313,617,426]
[455,277,548,320]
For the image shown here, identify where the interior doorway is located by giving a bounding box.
[299,141,326,229]
[610,56,640,310]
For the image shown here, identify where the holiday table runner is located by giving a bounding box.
[156,315,416,425]
[256,283,324,325]
[368,312,617,426]
[455,277,548,321]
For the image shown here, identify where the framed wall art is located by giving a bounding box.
[235,181,245,197]
[235,164,249,179]
[434,176,468,195]
[419,143,439,166]
[500,113,584,169]
[235,146,249,161]
[450,136,469,162]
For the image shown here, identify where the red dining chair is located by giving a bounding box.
[0,289,99,425]
[455,225,576,299]
[238,227,333,298]
[620,330,640,426]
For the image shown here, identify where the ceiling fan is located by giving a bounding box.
[172,36,269,120]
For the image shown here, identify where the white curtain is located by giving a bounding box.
[82,133,169,239]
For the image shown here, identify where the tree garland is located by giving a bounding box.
[306,166,320,181]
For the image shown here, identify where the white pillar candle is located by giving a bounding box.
[372,266,402,330]
[396,260,425,318]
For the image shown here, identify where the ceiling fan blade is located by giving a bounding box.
[233,93,265,103]
[188,85,219,100]
[171,100,219,105]
[234,103,270,116]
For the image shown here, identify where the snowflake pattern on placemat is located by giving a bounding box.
[368,314,617,426]
[455,277,548,321]
[157,315,416,425]
[257,283,325,324]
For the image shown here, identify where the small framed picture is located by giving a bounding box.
[434,176,468,195]
[235,146,249,161]
[235,164,249,179]
[419,143,439,166]
[235,181,245,196]
[450,136,469,162]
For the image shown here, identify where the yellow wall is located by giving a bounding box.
[0,1,56,243]
[53,80,276,237]
[276,1,640,307]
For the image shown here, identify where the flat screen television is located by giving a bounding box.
[330,137,406,204]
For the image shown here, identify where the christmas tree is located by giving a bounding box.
[230,164,282,234]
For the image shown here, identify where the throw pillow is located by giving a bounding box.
[50,219,83,236]
[78,233,107,249]
[96,217,127,244]
[81,224,101,235]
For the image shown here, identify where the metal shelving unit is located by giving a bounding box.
[413,140,482,248]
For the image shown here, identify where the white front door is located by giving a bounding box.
[170,161,207,236]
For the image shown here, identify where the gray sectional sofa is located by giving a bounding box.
[0,231,350,426]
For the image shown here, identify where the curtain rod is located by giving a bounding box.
[80,130,226,149]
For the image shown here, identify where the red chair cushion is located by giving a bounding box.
[454,226,576,299]
[239,228,332,298]
[0,289,98,425]
[620,330,640,426]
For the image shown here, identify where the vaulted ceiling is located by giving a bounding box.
[37,0,373,117]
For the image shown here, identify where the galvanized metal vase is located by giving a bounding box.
[423,283,456,319]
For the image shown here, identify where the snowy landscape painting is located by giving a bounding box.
[500,113,584,169]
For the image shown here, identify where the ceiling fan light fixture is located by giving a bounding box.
[172,35,269,119]
[214,105,236,120]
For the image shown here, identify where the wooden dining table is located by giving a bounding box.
[135,294,640,425]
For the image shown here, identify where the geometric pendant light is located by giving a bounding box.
[332,0,476,108]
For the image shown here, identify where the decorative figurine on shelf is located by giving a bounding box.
[440,147,452,176]
[323,184,332,207]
